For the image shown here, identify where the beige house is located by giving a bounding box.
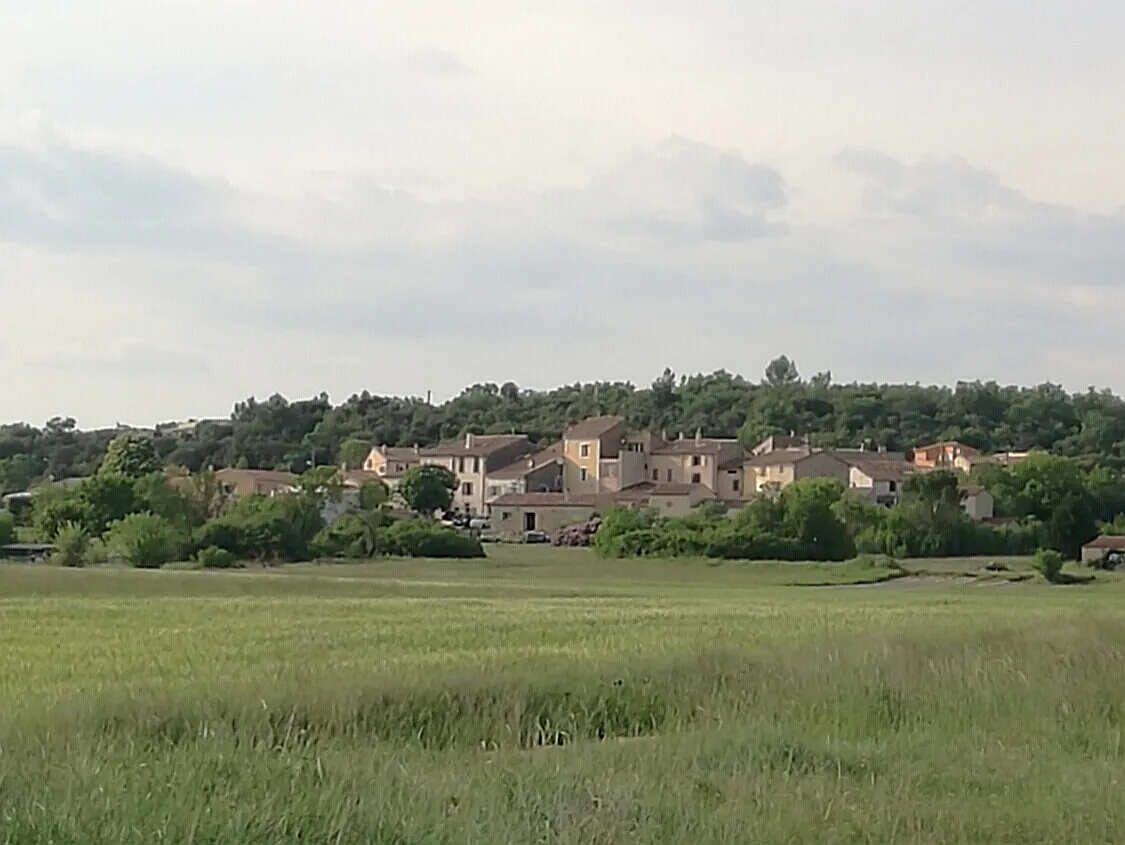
[912,441,980,471]
[362,445,421,483]
[649,431,745,499]
[421,434,535,515]
[743,449,851,493]
[485,442,565,502]
[1081,535,1125,564]
[488,482,714,538]
[490,492,606,536]
[214,468,297,498]
[750,434,804,456]
[844,458,917,507]
[646,482,718,517]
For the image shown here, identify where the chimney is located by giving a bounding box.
[465,432,474,449]
[413,443,419,455]
[695,428,702,446]
[527,457,535,468]
[678,432,684,441]
[878,444,886,454]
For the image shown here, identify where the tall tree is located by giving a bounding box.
[99,433,162,479]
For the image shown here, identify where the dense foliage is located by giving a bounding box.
[11,440,484,565]
[593,474,1048,562]
[8,362,1125,494]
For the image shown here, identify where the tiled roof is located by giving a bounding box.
[653,437,740,456]
[490,492,604,508]
[743,448,815,468]
[650,483,715,497]
[422,434,530,458]
[848,459,916,482]
[1083,535,1125,550]
[563,416,627,441]
[375,446,421,462]
[488,442,564,480]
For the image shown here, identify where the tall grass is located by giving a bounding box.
[1,559,1125,842]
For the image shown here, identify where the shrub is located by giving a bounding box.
[1032,548,1065,583]
[83,538,109,566]
[52,521,90,568]
[551,519,600,547]
[106,513,184,569]
[383,519,486,558]
[194,546,239,570]
[0,511,13,547]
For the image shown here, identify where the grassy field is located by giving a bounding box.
[1,547,1124,843]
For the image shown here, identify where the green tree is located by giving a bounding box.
[397,465,458,516]
[982,453,1097,556]
[105,513,184,568]
[99,433,162,479]
[31,485,91,542]
[52,522,89,567]
[337,438,372,470]
[779,478,854,560]
[358,479,390,511]
[0,511,13,546]
[764,355,800,387]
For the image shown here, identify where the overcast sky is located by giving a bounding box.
[3,1,1125,428]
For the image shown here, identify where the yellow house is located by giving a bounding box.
[561,416,634,494]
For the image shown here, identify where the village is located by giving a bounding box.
[194,416,1026,541]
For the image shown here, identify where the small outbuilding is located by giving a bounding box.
[1080,535,1125,564]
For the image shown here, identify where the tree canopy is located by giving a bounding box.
[7,362,1125,493]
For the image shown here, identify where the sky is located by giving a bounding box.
[3,0,1125,428]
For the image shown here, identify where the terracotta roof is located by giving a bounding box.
[373,446,421,462]
[490,492,604,508]
[422,434,530,458]
[563,416,627,441]
[1083,535,1125,550]
[743,448,817,468]
[487,442,564,480]
[653,437,740,456]
[848,459,916,482]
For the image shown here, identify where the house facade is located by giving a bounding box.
[362,445,421,484]
[649,431,744,499]
[213,468,298,498]
[420,434,535,515]
[912,442,980,470]
[844,458,917,507]
[743,449,851,493]
[484,442,565,502]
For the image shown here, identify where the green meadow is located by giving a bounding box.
[1,548,1123,844]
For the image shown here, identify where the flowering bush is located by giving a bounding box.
[551,519,601,547]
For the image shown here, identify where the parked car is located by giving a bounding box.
[469,517,491,531]
[522,530,550,544]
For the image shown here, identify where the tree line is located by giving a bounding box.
[14,434,483,567]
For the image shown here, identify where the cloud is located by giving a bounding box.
[0,126,309,265]
[404,47,470,76]
[4,123,1125,427]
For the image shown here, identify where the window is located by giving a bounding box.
[691,473,701,484]
[462,481,473,496]
[488,486,500,497]
[732,479,741,493]
[889,481,897,492]
[458,457,465,473]
[377,466,386,476]
[666,469,673,482]
[652,469,659,481]
[580,468,588,482]
[579,443,590,458]
[691,455,701,467]
[472,457,480,473]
